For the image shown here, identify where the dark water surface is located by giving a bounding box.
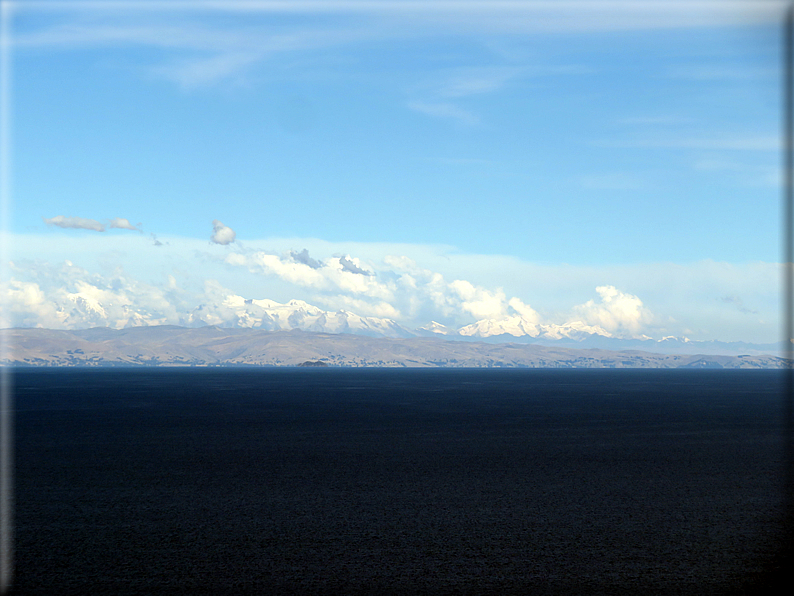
[9,368,790,594]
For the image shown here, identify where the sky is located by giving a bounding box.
[0,0,788,343]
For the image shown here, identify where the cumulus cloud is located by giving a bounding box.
[210,220,236,245]
[0,253,666,344]
[2,261,184,329]
[43,216,105,232]
[109,217,141,231]
[449,279,508,320]
[4,242,658,341]
[508,297,541,324]
[4,228,779,341]
[2,279,66,329]
[218,246,549,332]
[570,285,652,338]
[226,251,330,289]
[1,263,407,333]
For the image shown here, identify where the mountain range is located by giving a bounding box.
[193,296,783,357]
[3,325,788,369]
[3,296,787,367]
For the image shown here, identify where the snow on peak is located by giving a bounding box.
[419,321,456,335]
[457,317,616,341]
[538,321,612,340]
[458,316,540,338]
[208,294,414,338]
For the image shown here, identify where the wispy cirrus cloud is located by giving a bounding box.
[407,101,478,125]
[406,65,524,125]
[13,15,376,88]
[719,294,758,315]
[594,135,780,152]
[431,65,524,98]
[14,1,782,91]
[665,64,778,81]
[17,2,783,41]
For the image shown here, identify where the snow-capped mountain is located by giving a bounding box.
[188,296,783,355]
[190,295,417,338]
[42,288,782,356]
[457,316,612,341]
[433,314,782,356]
[458,315,541,338]
[417,321,456,336]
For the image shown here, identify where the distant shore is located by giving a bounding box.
[2,326,788,369]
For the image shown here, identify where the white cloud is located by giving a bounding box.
[449,279,508,320]
[570,285,653,338]
[187,279,249,327]
[1,264,413,334]
[2,261,183,329]
[43,215,105,232]
[210,220,236,245]
[109,217,140,231]
[2,279,66,329]
[3,233,782,343]
[43,215,143,232]
[219,246,546,329]
[226,251,329,289]
[508,297,540,324]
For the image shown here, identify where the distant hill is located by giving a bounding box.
[1,326,788,369]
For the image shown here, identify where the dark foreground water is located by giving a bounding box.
[9,368,793,595]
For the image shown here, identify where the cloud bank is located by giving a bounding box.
[3,231,779,343]
[3,257,654,343]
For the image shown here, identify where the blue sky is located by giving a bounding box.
[1,1,787,343]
